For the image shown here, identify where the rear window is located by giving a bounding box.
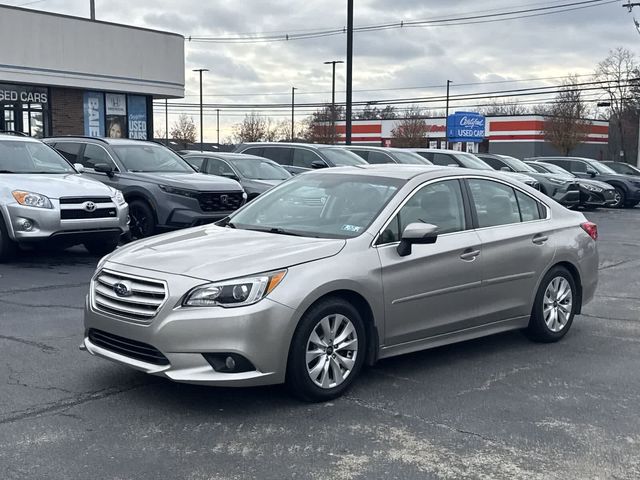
[261,147,293,166]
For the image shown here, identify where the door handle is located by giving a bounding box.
[532,234,549,245]
[460,248,481,261]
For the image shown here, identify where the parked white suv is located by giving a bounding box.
[0,134,129,261]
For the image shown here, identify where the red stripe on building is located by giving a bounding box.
[335,124,382,134]
[590,125,609,134]
[340,136,382,142]
[490,134,608,143]
[489,120,545,132]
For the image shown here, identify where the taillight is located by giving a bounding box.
[581,222,598,241]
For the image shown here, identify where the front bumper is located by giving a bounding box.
[579,187,616,207]
[550,185,580,207]
[83,263,297,386]
[163,208,238,228]
[4,202,129,243]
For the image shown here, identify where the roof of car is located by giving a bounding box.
[0,134,41,143]
[343,146,421,153]
[302,164,504,181]
[44,136,163,146]
[238,142,340,149]
[407,148,472,154]
[182,151,268,160]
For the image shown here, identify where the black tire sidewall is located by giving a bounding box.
[528,267,577,342]
[287,298,366,402]
[129,200,155,239]
[0,215,17,261]
[612,187,626,209]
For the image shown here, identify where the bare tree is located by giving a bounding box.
[232,113,268,143]
[479,99,530,116]
[305,106,340,144]
[169,114,197,144]
[542,75,591,156]
[391,106,428,148]
[595,47,640,161]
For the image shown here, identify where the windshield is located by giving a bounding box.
[392,151,429,165]
[112,144,195,173]
[229,172,403,239]
[457,153,493,170]
[319,148,368,167]
[537,162,574,177]
[0,140,75,174]
[229,158,291,180]
[589,160,617,175]
[497,155,538,173]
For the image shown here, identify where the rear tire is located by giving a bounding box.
[84,236,119,256]
[526,266,577,343]
[0,216,18,262]
[286,297,366,402]
[128,200,156,239]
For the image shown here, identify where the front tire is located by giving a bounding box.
[526,266,577,343]
[286,298,366,402]
[0,216,18,262]
[610,187,626,209]
[128,200,156,239]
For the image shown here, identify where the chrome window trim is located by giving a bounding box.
[371,174,551,248]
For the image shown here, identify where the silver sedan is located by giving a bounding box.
[82,165,599,401]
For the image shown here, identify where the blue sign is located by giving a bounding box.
[447,111,486,143]
[83,92,104,137]
[127,95,148,140]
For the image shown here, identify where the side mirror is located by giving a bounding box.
[94,163,115,177]
[397,223,438,257]
[74,163,85,173]
[500,166,511,172]
[221,172,240,181]
[587,169,597,178]
[311,160,328,169]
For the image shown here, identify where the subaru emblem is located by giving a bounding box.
[113,281,132,297]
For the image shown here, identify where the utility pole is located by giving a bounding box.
[324,60,344,144]
[291,87,297,142]
[216,109,220,147]
[165,99,168,146]
[445,80,452,149]
[623,2,640,12]
[89,0,95,20]
[346,0,354,145]
[193,68,209,150]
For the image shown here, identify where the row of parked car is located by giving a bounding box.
[1,133,638,262]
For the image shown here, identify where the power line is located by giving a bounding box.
[187,0,614,43]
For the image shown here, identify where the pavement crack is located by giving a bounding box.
[0,335,57,353]
[456,363,548,396]
[598,259,640,271]
[344,395,499,445]
[580,313,639,323]
[0,298,83,310]
[0,383,152,425]
[6,363,74,395]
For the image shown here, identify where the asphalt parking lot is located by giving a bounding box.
[1,207,639,480]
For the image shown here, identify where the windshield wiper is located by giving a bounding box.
[245,226,305,237]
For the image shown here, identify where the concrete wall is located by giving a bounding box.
[0,5,184,98]
[488,141,610,161]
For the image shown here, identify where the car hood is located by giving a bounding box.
[123,172,243,192]
[577,179,614,190]
[1,173,115,199]
[107,225,346,280]
[500,171,537,183]
[516,171,572,184]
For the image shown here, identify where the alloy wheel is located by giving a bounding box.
[543,276,573,333]
[305,313,358,389]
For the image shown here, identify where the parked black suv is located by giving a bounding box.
[45,137,246,238]
[528,156,640,208]
[234,142,366,175]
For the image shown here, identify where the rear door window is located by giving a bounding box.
[570,160,587,173]
[368,151,394,164]
[262,147,293,166]
[349,150,369,161]
[467,179,521,228]
[54,142,83,163]
[431,153,456,166]
[242,147,264,157]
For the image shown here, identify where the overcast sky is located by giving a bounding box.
[3,0,639,140]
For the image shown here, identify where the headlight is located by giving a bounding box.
[12,191,53,209]
[583,184,602,193]
[114,190,126,206]
[548,177,567,186]
[183,270,287,308]
[159,185,198,198]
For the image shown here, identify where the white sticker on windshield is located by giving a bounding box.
[341,225,362,233]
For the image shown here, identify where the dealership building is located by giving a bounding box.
[335,115,610,159]
[0,5,184,139]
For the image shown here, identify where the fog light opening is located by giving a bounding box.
[202,353,255,373]
[17,218,34,231]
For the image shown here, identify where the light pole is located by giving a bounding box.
[324,60,344,144]
[216,109,220,147]
[165,99,168,146]
[445,80,452,149]
[193,68,209,150]
[291,87,297,142]
[89,0,95,20]
[346,0,354,145]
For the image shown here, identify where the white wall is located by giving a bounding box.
[0,6,184,98]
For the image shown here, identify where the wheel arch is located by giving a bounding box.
[123,191,158,225]
[537,261,583,314]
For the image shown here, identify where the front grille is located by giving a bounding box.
[61,208,117,220]
[88,329,169,365]
[60,196,112,204]
[92,269,167,322]
[197,192,244,212]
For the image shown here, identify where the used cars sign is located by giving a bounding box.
[447,111,486,143]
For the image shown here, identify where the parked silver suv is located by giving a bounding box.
[0,134,129,260]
